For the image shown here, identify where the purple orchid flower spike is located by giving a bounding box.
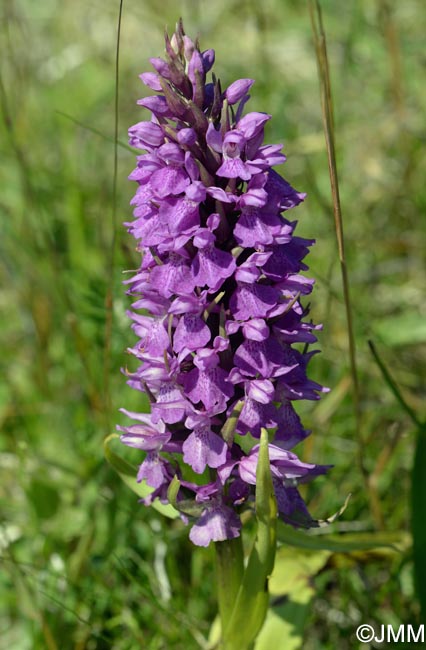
[118,20,330,548]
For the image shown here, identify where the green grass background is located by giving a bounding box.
[1,0,425,648]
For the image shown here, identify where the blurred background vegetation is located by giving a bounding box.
[1,0,425,648]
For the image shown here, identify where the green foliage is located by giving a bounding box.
[221,429,277,649]
[255,525,410,647]
[1,0,425,648]
[277,524,408,554]
[256,546,331,650]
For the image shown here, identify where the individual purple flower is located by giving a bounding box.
[149,250,194,297]
[188,482,242,546]
[216,131,251,181]
[118,20,330,547]
[183,413,227,474]
[191,228,236,292]
[189,498,241,547]
[173,312,211,354]
[182,347,234,414]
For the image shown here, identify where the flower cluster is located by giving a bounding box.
[118,21,330,546]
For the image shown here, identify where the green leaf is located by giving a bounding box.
[167,476,205,516]
[255,547,331,650]
[255,605,306,650]
[412,427,426,624]
[372,312,426,348]
[260,517,409,647]
[103,434,179,519]
[277,523,407,553]
[224,428,277,648]
[214,536,245,642]
[269,547,332,598]
[166,475,180,509]
[220,399,244,446]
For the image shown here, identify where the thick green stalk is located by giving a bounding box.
[215,536,244,648]
[223,430,277,649]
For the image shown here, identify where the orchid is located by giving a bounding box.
[119,20,329,550]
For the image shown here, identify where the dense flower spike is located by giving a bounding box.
[119,20,330,547]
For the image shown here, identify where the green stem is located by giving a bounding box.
[215,536,244,648]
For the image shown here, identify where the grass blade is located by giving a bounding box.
[56,110,136,152]
[368,339,422,428]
